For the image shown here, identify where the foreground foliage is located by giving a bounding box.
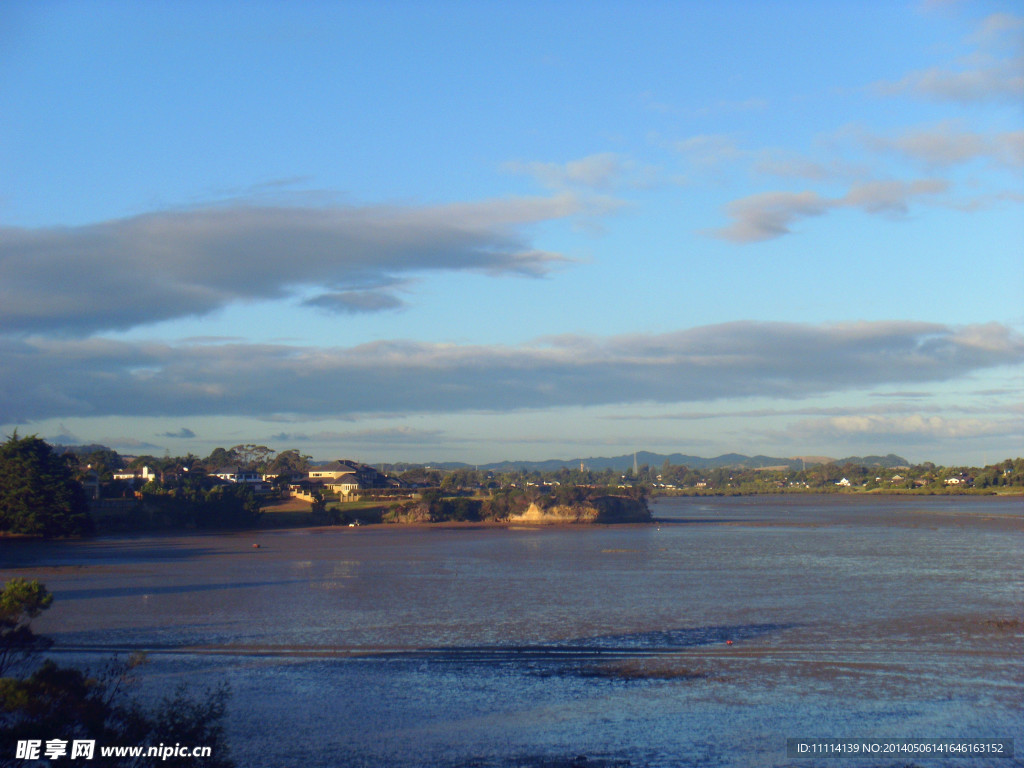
[0,580,233,767]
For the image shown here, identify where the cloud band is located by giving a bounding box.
[2,321,1020,423]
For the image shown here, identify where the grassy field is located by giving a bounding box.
[258,495,400,527]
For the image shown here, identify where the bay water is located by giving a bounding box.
[2,495,1021,767]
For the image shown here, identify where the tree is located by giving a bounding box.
[67,447,124,482]
[0,580,52,677]
[228,445,275,472]
[0,434,93,537]
[139,483,261,530]
[267,450,310,477]
[203,447,238,472]
[0,580,233,767]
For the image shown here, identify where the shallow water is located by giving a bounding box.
[2,495,1022,767]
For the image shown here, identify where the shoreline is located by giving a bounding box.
[4,491,1020,543]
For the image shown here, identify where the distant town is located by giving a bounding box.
[59,444,1024,501]
[2,435,1021,537]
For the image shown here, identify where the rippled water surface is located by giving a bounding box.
[2,495,1022,767]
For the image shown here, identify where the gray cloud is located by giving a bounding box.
[2,321,1020,423]
[303,290,407,314]
[711,179,948,242]
[676,135,869,184]
[843,179,949,215]
[0,196,584,335]
[873,13,1023,104]
[869,391,934,399]
[97,437,165,452]
[710,191,832,242]
[876,63,1024,104]
[268,427,445,446]
[607,397,1012,422]
[856,122,1024,170]
[159,427,197,439]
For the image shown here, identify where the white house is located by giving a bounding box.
[112,466,157,486]
[328,477,364,498]
[212,467,261,484]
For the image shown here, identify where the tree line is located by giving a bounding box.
[401,458,1024,494]
[58,444,313,485]
[0,436,268,537]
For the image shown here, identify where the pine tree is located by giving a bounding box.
[0,434,93,537]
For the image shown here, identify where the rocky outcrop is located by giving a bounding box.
[508,495,651,524]
[382,504,433,524]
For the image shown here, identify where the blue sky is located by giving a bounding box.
[1,0,1021,465]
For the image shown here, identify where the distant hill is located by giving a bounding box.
[49,442,910,474]
[835,454,910,469]
[423,451,910,473]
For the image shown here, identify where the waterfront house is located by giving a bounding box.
[307,460,398,499]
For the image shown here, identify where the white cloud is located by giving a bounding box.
[970,12,1024,45]
[750,150,862,182]
[504,153,628,190]
[674,134,746,168]
[693,97,769,117]
[791,413,1023,441]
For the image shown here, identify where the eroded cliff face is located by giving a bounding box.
[384,504,433,523]
[508,495,651,524]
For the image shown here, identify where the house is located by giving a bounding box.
[112,466,157,486]
[262,471,306,485]
[329,476,364,498]
[212,466,261,484]
[308,460,392,499]
[309,459,376,483]
[836,478,851,487]
[944,474,973,487]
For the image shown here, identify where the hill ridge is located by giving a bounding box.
[420,452,910,473]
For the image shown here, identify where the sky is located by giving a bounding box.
[1,0,1022,466]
